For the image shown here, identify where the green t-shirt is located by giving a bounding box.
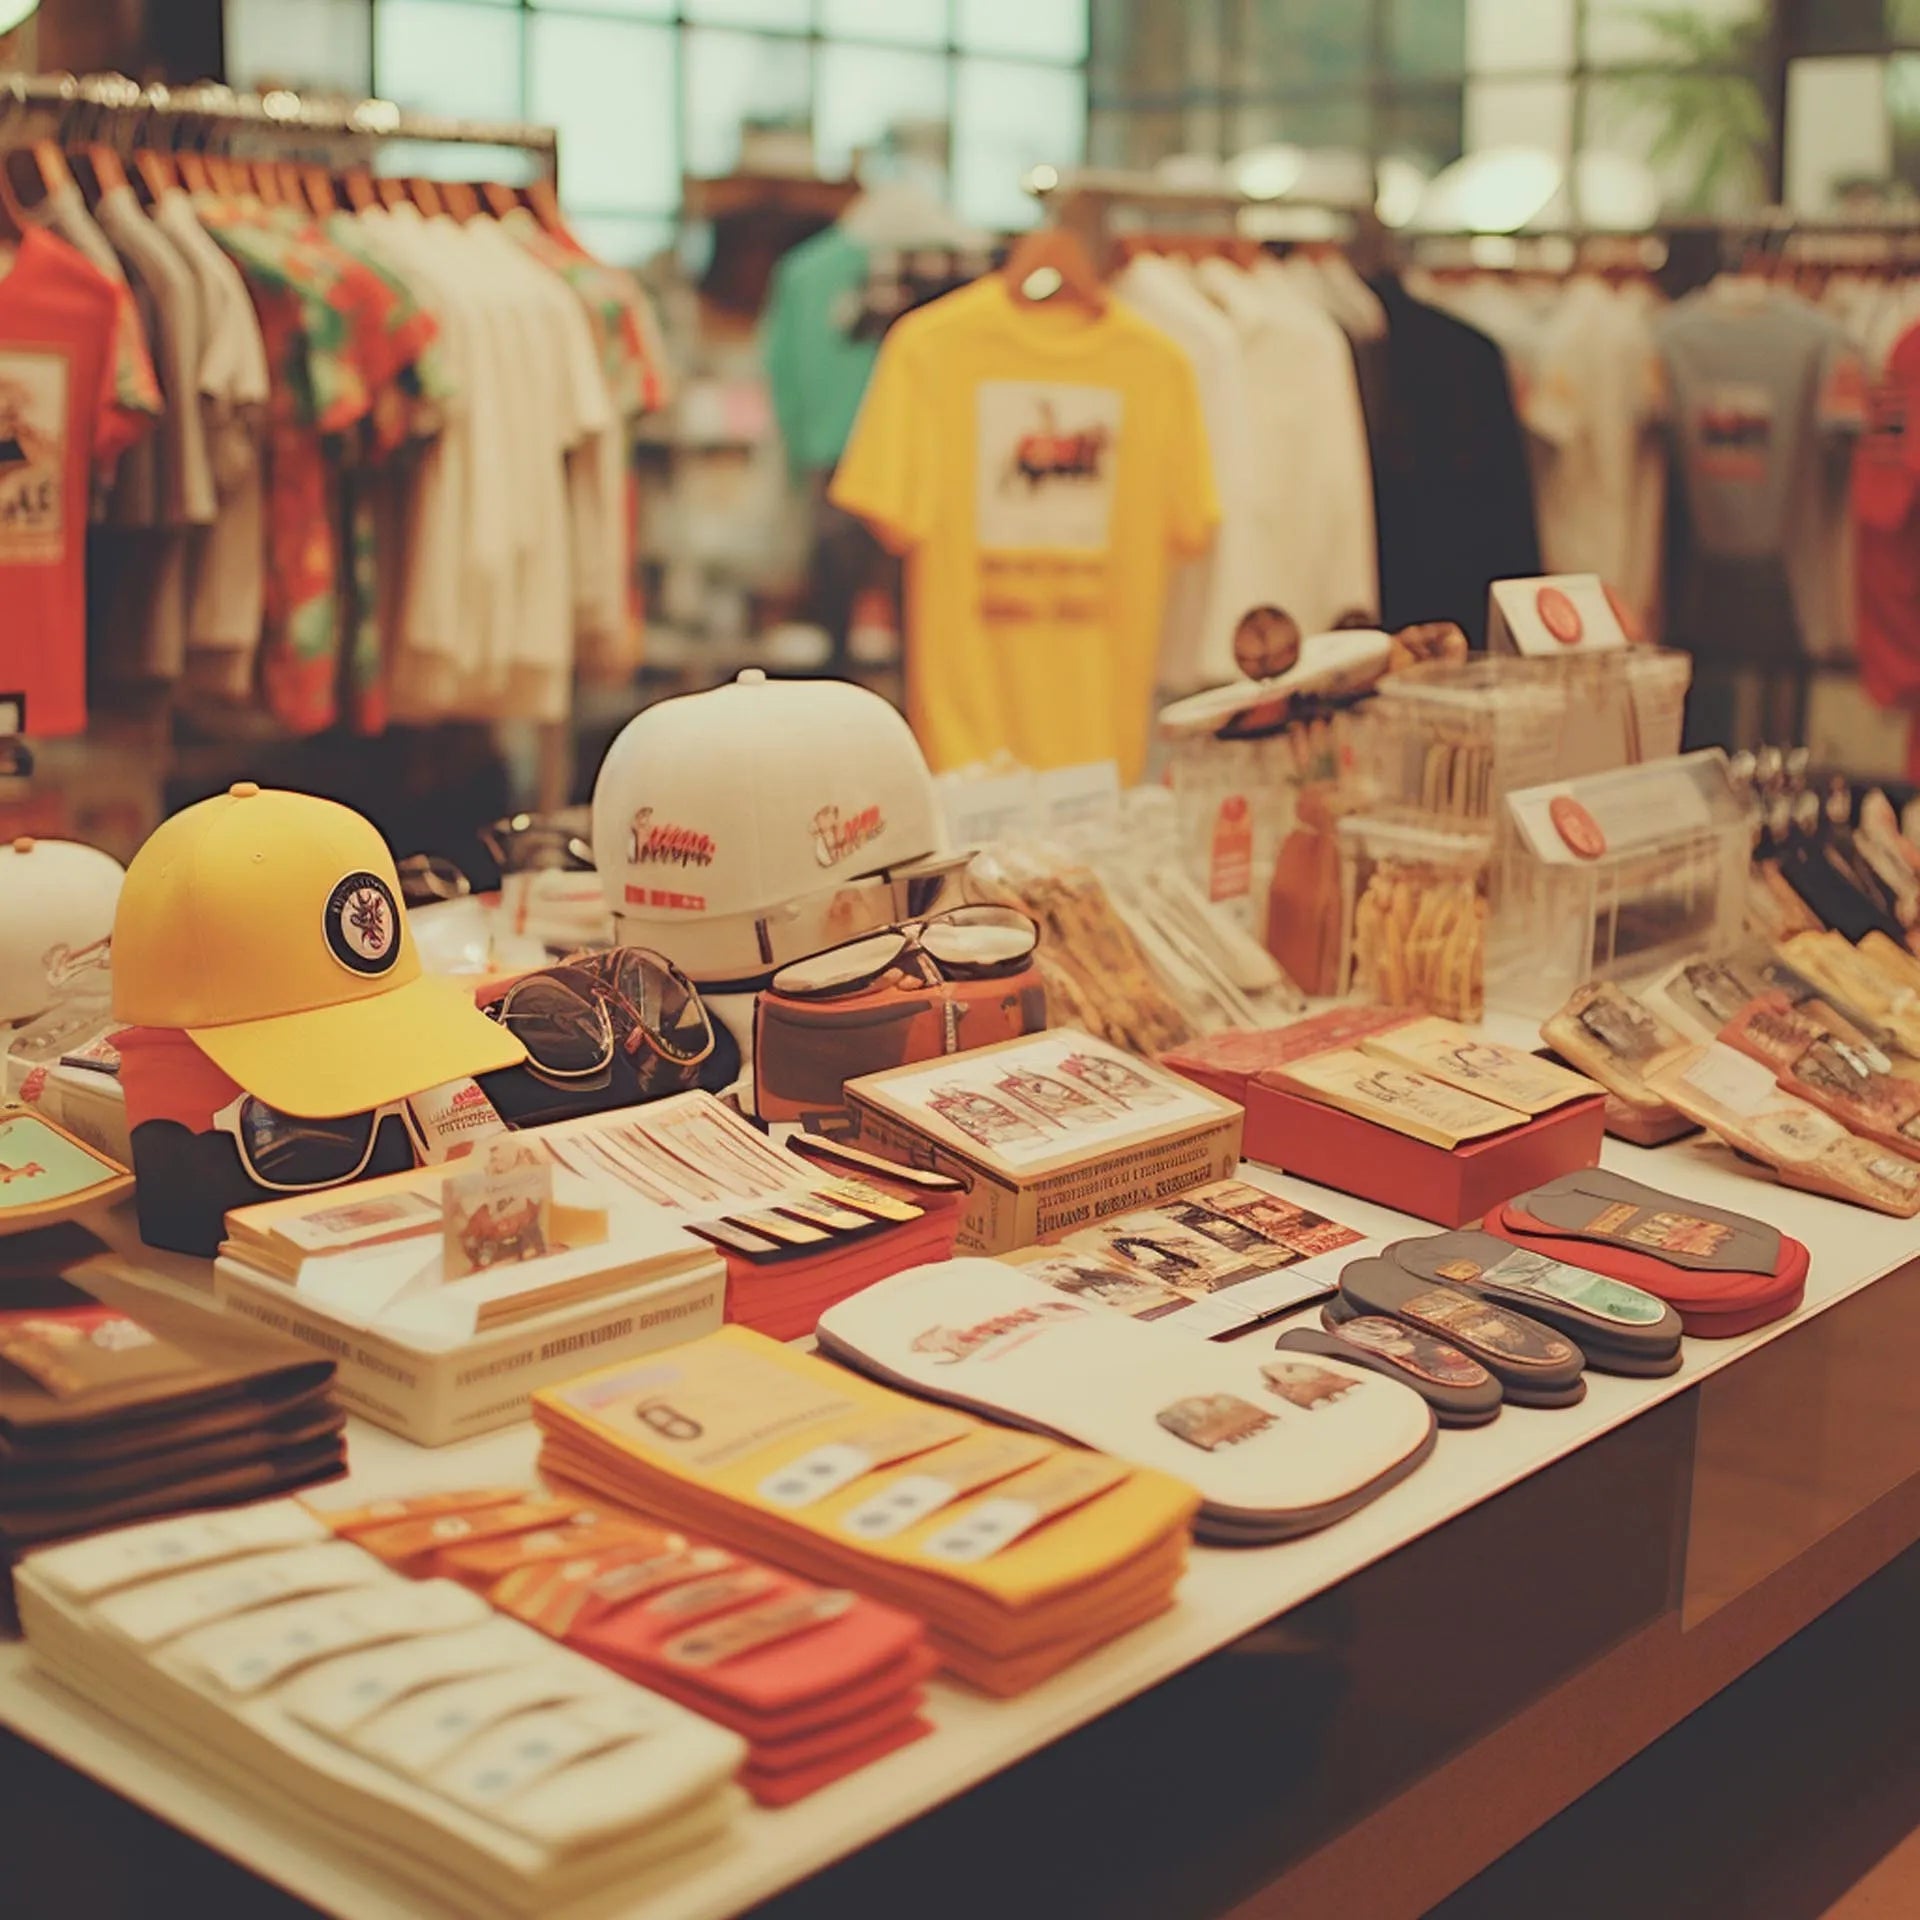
[761,225,878,474]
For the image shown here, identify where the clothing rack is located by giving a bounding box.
[0,71,558,170]
[1023,164,1357,265]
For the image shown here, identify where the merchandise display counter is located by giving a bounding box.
[9,1128,1920,1919]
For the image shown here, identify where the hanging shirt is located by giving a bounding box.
[1657,281,1866,660]
[152,190,271,688]
[0,229,155,737]
[1113,252,1252,692]
[762,224,878,474]
[1525,275,1669,633]
[1363,275,1541,643]
[831,276,1219,780]
[1853,317,1920,729]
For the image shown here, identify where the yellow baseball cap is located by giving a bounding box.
[111,784,526,1118]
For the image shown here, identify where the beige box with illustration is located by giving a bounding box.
[844,1029,1244,1254]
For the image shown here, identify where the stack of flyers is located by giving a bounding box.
[1003,1178,1373,1339]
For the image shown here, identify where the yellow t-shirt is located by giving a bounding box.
[830,279,1220,781]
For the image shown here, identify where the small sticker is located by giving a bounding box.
[1209,794,1253,902]
[1550,795,1607,859]
[1260,1357,1364,1411]
[642,1566,776,1622]
[1155,1392,1277,1451]
[662,1589,854,1668]
[1537,584,1584,644]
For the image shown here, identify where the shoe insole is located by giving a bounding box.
[1329,1260,1588,1408]
[1274,1323,1502,1427]
[1378,1230,1684,1358]
[816,1259,1437,1539]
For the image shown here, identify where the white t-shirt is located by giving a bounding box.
[1194,256,1377,635]
[1114,254,1253,691]
[1524,274,1669,632]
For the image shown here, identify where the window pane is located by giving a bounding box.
[1229,94,1370,156]
[1897,0,1920,50]
[815,42,950,177]
[569,213,678,268]
[1796,0,1892,55]
[1386,0,1466,78]
[1785,55,1892,211]
[529,13,678,212]
[1089,103,1223,170]
[686,0,810,26]
[683,27,812,177]
[528,0,671,17]
[953,56,1084,230]
[1236,0,1367,89]
[1585,0,1762,67]
[1583,71,1767,215]
[1093,0,1221,92]
[227,0,372,95]
[1464,76,1573,158]
[821,0,949,45]
[1466,0,1573,75]
[956,0,1087,64]
[376,1,523,120]
[1379,86,1465,176]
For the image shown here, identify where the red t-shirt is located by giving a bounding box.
[0,229,151,738]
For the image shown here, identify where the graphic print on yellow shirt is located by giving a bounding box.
[831,280,1218,781]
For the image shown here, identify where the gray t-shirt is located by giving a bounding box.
[1657,282,1865,655]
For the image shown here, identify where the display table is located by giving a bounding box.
[8,1129,1920,1920]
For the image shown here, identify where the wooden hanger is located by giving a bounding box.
[69,144,129,206]
[176,149,212,195]
[524,176,567,236]
[133,149,177,206]
[440,179,480,222]
[340,166,378,212]
[375,175,410,211]
[1001,224,1108,313]
[480,180,522,220]
[303,167,338,215]
[406,177,445,217]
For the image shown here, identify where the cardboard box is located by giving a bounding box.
[845,1029,1244,1254]
[211,1254,726,1446]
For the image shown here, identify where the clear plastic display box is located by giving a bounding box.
[1489,749,1756,1020]
[1337,808,1495,1023]
[1371,650,1693,826]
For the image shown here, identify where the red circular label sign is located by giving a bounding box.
[1551,795,1606,859]
[1537,585,1584,645]
[18,1066,47,1104]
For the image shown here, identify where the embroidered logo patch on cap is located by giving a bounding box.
[324,871,400,975]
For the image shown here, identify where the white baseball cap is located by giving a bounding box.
[0,835,125,1024]
[591,670,951,983]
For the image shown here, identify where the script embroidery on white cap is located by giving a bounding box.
[627,809,716,870]
[811,805,886,869]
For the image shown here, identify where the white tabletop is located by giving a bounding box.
[6,1128,1919,1920]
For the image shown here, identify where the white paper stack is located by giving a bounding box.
[15,1500,747,1918]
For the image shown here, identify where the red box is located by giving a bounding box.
[1163,1022,1605,1228]
[1237,1077,1605,1227]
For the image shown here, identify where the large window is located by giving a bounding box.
[226,0,1089,251]
[1786,4,1920,211]
[1089,0,1771,224]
